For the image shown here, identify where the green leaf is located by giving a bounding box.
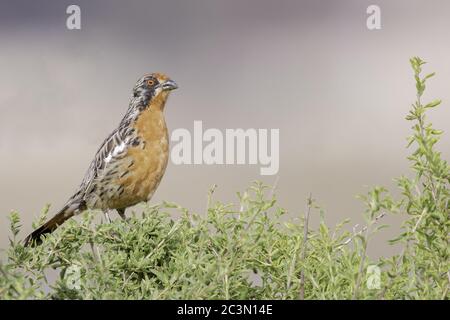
[424,99,441,109]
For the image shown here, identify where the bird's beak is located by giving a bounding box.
[161,79,178,91]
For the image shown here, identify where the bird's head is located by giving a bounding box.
[132,73,178,109]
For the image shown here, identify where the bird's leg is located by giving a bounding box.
[103,210,112,223]
[117,208,126,220]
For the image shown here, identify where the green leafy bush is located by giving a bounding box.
[1,58,448,299]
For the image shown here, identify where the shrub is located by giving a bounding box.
[0,57,448,299]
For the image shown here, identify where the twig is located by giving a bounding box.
[339,212,386,247]
[265,176,280,219]
[207,184,218,212]
[271,176,280,197]
[352,219,372,299]
[442,271,450,300]
[286,237,301,296]
[299,193,312,300]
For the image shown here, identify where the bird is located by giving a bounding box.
[24,73,178,246]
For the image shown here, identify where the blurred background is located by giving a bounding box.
[0,0,449,258]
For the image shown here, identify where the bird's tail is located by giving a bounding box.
[24,200,84,247]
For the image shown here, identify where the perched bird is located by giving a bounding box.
[24,73,178,246]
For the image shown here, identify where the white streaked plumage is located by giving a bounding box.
[105,141,127,163]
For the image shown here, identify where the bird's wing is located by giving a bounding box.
[77,124,133,197]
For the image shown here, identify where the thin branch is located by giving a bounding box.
[339,212,386,247]
[442,271,450,300]
[207,184,218,212]
[352,220,372,299]
[271,176,280,197]
[299,193,312,300]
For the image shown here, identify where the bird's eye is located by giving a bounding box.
[147,79,155,86]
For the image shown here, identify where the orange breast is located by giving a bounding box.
[108,96,169,209]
